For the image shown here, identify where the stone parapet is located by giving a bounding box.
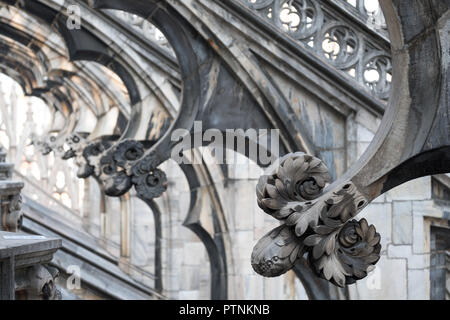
[0,231,62,299]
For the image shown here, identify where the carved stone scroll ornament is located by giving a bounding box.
[30,133,53,156]
[251,153,381,287]
[15,265,62,300]
[62,132,89,160]
[66,134,168,200]
[129,154,168,201]
[253,0,450,287]
[5,194,23,232]
[75,138,116,178]
[93,140,168,200]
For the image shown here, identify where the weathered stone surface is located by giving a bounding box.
[0,231,62,300]
[408,269,429,300]
[412,215,427,254]
[392,201,413,245]
[351,255,407,300]
[386,177,432,202]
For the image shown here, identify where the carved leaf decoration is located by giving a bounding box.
[304,218,381,287]
[253,153,382,287]
[251,224,305,277]
[285,202,323,237]
[256,153,330,222]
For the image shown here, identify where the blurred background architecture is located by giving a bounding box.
[0,0,448,300]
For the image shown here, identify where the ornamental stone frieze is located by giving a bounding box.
[62,135,169,201]
[92,139,169,200]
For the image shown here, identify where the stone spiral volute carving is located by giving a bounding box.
[130,151,168,200]
[251,224,305,277]
[252,153,381,287]
[93,141,168,200]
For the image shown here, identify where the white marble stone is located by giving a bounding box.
[386,244,428,269]
[386,177,432,201]
[244,274,264,299]
[372,193,386,203]
[178,290,200,300]
[182,242,207,266]
[407,269,428,299]
[233,230,255,259]
[264,275,287,300]
[355,108,381,134]
[412,200,444,218]
[357,141,370,158]
[294,277,309,300]
[352,255,407,299]
[392,201,413,244]
[412,215,427,254]
[357,124,375,142]
[407,253,428,270]
[232,181,256,231]
[228,275,245,299]
[359,202,392,250]
[180,266,201,291]
[387,244,412,259]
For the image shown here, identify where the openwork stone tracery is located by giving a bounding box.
[244,0,392,100]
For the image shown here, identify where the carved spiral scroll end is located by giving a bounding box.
[256,152,331,220]
[252,153,382,287]
[132,168,168,200]
[251,224,305,277]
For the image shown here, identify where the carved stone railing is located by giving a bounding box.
[242,0,392,100]
[331,0,388,34]
[109,10,175,56]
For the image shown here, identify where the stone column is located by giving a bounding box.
[119,193,132,272]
